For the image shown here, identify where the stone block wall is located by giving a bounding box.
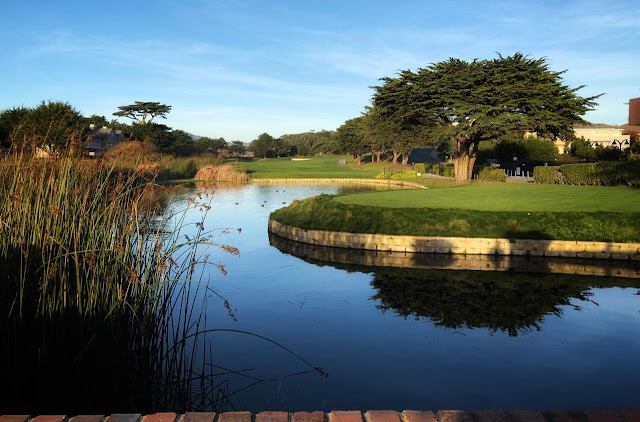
[251,178,425,189]
[269,234,640,278]
[268,219,640,262]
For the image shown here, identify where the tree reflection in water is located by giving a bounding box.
[269,233,640,337]
[371,268,639,336]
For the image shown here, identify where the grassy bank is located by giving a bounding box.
[233,155,459,187]
[234,155,381,179]
[335,183,640,212]
[270,193,640,243]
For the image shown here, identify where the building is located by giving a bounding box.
[553,138,570,155]
[407,147,440,164]
[573,123,631,150]
[83,124,125,156]
[524,124,631,154]
[630,97,640,126]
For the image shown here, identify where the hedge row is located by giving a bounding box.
[375,170,419,180]
[533,166,564,184]
[477,166,507,182]
[533,161,640,186]
[414,162,455,177]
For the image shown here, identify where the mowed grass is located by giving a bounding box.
[336,183,640,213]
[234,155,381,179]
[271,183,640,242]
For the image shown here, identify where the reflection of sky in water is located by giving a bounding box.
[169,183,640,412]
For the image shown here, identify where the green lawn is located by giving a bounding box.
[271,184,640,242]
[233,155,381,179]
[336,183,640,213]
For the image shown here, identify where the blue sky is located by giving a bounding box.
[1,0,638,141]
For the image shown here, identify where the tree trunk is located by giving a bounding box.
[354,154,362,165]
[454,154,469,181]
[453,138,479,181]
[375,151,381,163]
[392,151,399,164]
[401,154,409,167]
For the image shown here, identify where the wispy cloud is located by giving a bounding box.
[3,0,639,137]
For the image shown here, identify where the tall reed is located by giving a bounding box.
[103,140,226,180]
[0,152,225,412]
[0,152,322,413]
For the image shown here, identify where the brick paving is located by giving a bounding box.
[2,410,639,422]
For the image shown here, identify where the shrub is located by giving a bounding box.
[533,161,640,186]
[414,163,426,173]
[487,134,560,162]
[391,170,418,180]
[442,164,455,177]
[375,170,418,180]
[534,166,563,184]
[598,160,640,186]
[560,163,600,185]
[171,158,199,179]
[104,140,159,159]
[477,167,507,182]
[194,164,251,182]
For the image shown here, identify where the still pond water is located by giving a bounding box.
[172,183,640,412]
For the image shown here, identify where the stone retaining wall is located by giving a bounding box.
[251,178,425,189]
[4,408,640,422]
[269,233,640,278]
[268,219,640,261]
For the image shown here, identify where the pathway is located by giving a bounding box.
[4,408,640,422]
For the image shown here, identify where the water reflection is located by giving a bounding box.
[370,269,640,336]
[270,234,640,336]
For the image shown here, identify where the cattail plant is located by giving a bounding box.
[0,150,236,412]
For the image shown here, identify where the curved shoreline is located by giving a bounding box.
[268,218,640,262]
[251,177,425,189]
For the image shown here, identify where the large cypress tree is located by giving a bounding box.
[372,53,600,181]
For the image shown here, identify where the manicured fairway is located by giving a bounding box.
[235,155,381,179]
[335,183,640,213]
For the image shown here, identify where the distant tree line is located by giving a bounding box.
[0,100,242,156]
[248,130,337,158]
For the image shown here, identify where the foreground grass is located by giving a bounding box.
[271,194,640,242]
[336,183,640,212]
[0,153,236,411]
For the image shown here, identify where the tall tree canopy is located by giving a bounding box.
[23,101,83,151]
[195,136,227,154]
[113,101,171,125]
[371,53,600,180]
[0,106,30,148]
[280,130,335,156]
[250,133,290,158]
[228,140,246,157]
[334,117,369,165]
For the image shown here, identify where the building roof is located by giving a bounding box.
[573,123,619,129]
[92,128,114,139]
